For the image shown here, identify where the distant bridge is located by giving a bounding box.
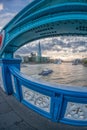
[0,0,87,126]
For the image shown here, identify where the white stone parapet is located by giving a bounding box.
[22,86,51,113]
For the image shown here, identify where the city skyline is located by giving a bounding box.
[15,37,87,61]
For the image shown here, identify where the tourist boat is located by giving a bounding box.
[54,59,62,64]
[72,59,81,65]
[38,69,53,76]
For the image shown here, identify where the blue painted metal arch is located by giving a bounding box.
[1,0,87,57]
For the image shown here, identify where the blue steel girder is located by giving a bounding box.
[1,0,87,57]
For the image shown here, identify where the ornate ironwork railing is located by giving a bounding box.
[0,59,87,126]
[9,66,87,126]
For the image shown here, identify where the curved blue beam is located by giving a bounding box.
[0,1,87,57]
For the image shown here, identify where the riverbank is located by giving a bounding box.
[82,59,87,67]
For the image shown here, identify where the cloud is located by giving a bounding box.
[0,0,32,30]
[15,36,87,60]
[0,12,16,30]
[0,3,3,10]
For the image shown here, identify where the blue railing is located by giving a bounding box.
[0,59,87,126]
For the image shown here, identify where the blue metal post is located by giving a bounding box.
[0,58,21,95]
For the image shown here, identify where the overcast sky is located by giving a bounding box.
[0,0,87,60]
[0,0,32,30]
[15,36,87,60]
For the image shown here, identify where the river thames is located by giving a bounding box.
[21,63,87,87]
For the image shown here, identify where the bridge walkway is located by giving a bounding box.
[0,87,87,130]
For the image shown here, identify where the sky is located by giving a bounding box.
[15,36,87,61]
[0,0,32,30]
[0,0,87,60]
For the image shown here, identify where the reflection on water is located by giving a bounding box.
[21,63,87,87]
